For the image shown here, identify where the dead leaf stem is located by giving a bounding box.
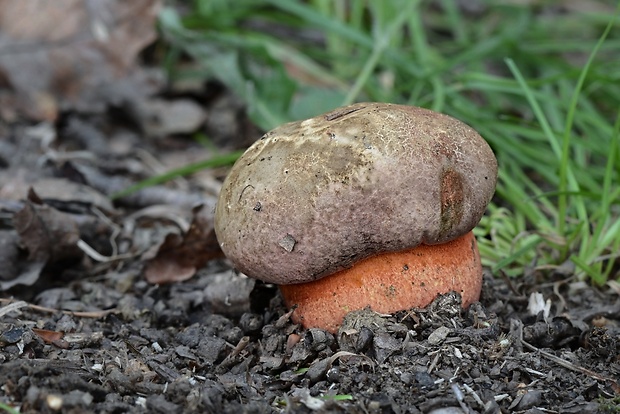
[0,298,117,319]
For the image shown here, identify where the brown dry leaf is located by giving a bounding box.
[32,328,64,344]
[32,328,70,349]
[0,0,161,121]
[13,191,82,264]
[144,204,224,284]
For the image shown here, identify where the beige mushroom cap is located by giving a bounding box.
[215,103,497,285]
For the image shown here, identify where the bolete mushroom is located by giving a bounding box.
[215,102,497,333]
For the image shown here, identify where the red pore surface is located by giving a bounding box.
[279,231,482,333]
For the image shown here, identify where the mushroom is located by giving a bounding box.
[215,102,497,333]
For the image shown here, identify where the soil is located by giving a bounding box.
[1,260,620,414]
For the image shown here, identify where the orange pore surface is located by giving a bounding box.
[279,231,482,333]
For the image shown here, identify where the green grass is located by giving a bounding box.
[110,149,245,199]
[0,401,19,414]
[158,0,620,283]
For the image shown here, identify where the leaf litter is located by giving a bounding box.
[0,2,619,413]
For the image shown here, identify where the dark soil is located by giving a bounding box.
[1,249,620,413]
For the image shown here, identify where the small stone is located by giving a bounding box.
[278,234,296,252]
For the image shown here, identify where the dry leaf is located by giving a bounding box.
[32,328,70,349]
[32,328,64,344]
[0,0,161,121]
[13,192,82,264]
[2,194,82,289]
[31,178,116,213]
[0,230,49,291]
[144,204,224,284]
[0,231,20,282]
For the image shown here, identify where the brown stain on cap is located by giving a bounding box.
[439,168,465,236]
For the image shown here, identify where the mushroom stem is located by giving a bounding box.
[279,231,482,333]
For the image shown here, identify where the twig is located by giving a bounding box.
[0,300,28,318]
[77,239,137,263]
[462,383,484,407]
[517,321,620,393]
[0,298,117,318]
[451,383,472,414]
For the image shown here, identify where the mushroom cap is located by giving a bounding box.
[215,102,497,284]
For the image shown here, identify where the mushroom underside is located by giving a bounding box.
[279,231,482,333]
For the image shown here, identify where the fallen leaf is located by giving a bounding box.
[13,191,82,264]
[0,0,162,121]
[32,328,64,344]
[31,178,116,213]
[144,204,224,284]
[0,230,47,291]
[3,190,87,291]
[0,231,20,282]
